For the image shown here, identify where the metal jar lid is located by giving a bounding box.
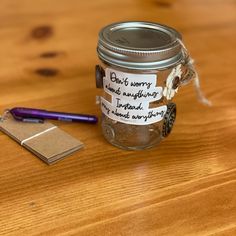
[97,21,183,70]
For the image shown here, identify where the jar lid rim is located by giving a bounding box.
[97,21,184,69]
[99,21,181,52]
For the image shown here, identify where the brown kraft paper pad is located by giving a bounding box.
[0,115,84,164]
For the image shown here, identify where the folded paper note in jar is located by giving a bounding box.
[96,21,209,150]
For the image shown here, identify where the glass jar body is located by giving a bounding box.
[99,62,178,150]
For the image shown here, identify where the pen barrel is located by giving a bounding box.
[39,111,98,124]
[10,108,98,124]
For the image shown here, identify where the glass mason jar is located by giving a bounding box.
[96,21,192,150]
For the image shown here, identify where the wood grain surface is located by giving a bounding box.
[0,0,236,235]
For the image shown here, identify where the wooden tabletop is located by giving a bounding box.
[0,0,236,235]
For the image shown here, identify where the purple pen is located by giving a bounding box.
[10,107,98,124]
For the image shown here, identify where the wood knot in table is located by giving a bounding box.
[31,25,53,40]
[35,68,59,77]
[39,51,60,58]
[153,0,172,8]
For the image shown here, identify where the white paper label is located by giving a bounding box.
[101,68,166,125]
[104,78,163,102]
[101,97,167,125]
[104,68,163,102]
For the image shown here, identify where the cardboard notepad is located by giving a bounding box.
[0,116,84,164]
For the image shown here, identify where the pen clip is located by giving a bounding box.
[21,118,44,123]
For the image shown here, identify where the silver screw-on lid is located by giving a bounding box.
[97,21,183,70]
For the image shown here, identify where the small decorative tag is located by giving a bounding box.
[0,115,84,164]
[163,64,182,100]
